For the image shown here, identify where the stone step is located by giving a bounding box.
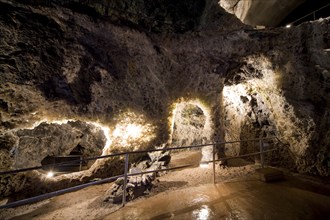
[255,167,284,182]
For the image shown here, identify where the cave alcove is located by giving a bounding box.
[40,144,93,174]
[170,100,214,163]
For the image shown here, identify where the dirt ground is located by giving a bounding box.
[1,151,330,220]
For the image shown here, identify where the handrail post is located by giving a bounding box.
[212,144,216,184]
[122,153,129,207]
[79,156,82,172]
[259,140,264,168]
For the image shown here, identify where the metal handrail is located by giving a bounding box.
[0,164,193,209]
[0,136,277,176]
[213,148,277,163]
[290,3,330,25]
[0,136,280,209]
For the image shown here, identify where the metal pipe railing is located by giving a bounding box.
[216,148,277,162]
[0,136,277,176]
[0,136,280,209]
[289,3,330,25]
[0,164,193,209]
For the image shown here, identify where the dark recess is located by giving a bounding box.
[279,0,330,26]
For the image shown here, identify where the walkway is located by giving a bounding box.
[1,151,330,219]
[104,176,330,220]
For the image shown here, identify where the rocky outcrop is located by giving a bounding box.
[0,0,329,199]
[104,151,170,203]
[222,24,330,175]
[219,0,305,26]
[0,120,106,197]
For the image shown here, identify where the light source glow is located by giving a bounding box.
[25,112,155,172]
[286,24,291,28]
[199,162,209,168]
[113,124,142,139]
[46,171,54,178]
[127,124,141,138]
[87,121,112,155]
[111,111,156,150]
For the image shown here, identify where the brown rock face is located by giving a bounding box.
[0,120,106,197]
[219,0,305,26]
[0,0,329,198]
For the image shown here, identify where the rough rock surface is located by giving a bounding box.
[171,103,209,146]
[0,0,329,199]
[0,120,105,197]
[104,151,170,203]
[219,0,305,27]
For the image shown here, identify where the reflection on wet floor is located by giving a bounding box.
[192,205,213,220]
[104,178,330,220]
[3,150,329,220]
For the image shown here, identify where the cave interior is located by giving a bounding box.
[0,0,330,218]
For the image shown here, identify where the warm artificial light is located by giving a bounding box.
[199,162,209,168]
[113,123,142,139]
[126,124,142,138]
[286,24,291,28]
[111,112,156,150]
[88,122,112,154]
[46,171,54,178]
[170,99,212,137]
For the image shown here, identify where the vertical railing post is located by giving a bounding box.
[79,156,82,172]
[259,140,264,168]
[52,156,55,172]
[212,144,216,184]
[122,153,129,207]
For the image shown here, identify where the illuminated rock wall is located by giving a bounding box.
[0,121,106,197]
[222,21,330,175]
[171,100,212,146]
[0,0,235,197]
[219,0,305,26]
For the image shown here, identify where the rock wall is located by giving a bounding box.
[219,0,305,27]
[0,0,329,198]
[0,121,106,197]
[222,21,330,175]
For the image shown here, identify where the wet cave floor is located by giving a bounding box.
[1,151,330,220]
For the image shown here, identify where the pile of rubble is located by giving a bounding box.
[104,151,171,204]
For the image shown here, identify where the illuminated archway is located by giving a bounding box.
[169,99,213,162]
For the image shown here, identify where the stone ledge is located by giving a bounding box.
[255,167,284,182]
